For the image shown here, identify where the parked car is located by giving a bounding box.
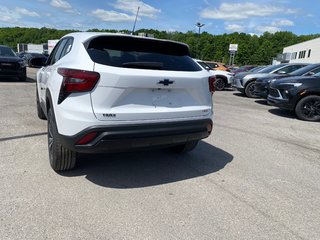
[36,32,214,171]
[255,63,320,98]
[231,65,257,74]
[204,61,230,72]
[232,63,308,98]
[195,59,234,90]
[20,52,47,67]
[267,72,320,121]
[0,45,27,81]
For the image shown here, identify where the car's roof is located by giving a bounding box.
[64,32,188,47]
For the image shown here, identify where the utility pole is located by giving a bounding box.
[195,22,205,59]
[132,7,140,35]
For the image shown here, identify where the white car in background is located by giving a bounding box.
[195,59,234,90]
[36,32,215,171]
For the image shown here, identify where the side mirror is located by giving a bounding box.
[205,66,210,71]
[30,57,47,68]
[277,70,286,74]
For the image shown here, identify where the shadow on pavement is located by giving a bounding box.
[268,108,296,119]
[59,141,233,189]
[233,92,246,97]
[255,99,269,106]
[0,77,34,83]
[222,88,234,92]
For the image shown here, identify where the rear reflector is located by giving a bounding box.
[208,76,216,93]
[76,132,98,145]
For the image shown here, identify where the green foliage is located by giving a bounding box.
[1,27,319,65]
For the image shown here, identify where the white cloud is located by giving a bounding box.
[0,6,40,25]
[50,0,72,10]
[111,0,161,18]
[15,7,40,17]
[255,25,280,33]
[0,6,18,23]
[225,24,245,33]
[50,0,79,14]
[272,19,294,27]
[91,9,137,22]
[200,2,288,21]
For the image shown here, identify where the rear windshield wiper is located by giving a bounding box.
[122,62,163,70]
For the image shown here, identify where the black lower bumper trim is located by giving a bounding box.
[58,119,213,153]
[267,97,294,111]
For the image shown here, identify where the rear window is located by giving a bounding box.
[85,36,201,71]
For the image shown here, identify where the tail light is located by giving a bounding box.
[58,68,100,104]
[208,76,216,93]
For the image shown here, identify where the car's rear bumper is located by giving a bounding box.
[58,119,213,153]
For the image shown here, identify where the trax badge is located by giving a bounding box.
[103,113,116,118]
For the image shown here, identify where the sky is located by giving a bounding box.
[0,0,319,35]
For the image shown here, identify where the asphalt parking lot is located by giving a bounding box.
[0,68,319,240]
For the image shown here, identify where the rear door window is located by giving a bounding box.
[85,36,201,72]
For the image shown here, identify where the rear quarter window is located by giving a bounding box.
[85,36,201,72]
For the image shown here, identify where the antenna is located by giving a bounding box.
[132,6,140,35]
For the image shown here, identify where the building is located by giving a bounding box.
[276,37,320,64]
[138,33,155,38]
[48,40,59,54]
[17,43,47,54]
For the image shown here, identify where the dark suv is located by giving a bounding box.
[268,73,320,121]
[0,45,27,81]
[255,64,320,98]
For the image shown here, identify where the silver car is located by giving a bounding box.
[232,63,307,97]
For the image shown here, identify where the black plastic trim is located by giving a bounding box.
[58,119,213,153]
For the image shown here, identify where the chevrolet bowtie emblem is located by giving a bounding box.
[158,79,174,86]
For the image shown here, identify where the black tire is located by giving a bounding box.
[47,106,77,171]
[295,95,320,122]
[171,141,199,153]
[215,78,226,91]
[36,88,47,120]
[245,81,258,98]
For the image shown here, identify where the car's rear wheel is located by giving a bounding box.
[47,106,77,171]
[214,78,226,91]
[245,81,258,98]
[295,95,320,122]
[36,89,47,120]
[171,141,199,153]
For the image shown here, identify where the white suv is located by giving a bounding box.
[36,32,214,171]
[195,59,234,90]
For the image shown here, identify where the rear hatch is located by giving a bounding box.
[85,35,212,121]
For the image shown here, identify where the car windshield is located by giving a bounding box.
[0,46,17,57]
[248,66,266,72]
[197,61,212,70]
[259,64,287,73]
[290,64,320,75]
